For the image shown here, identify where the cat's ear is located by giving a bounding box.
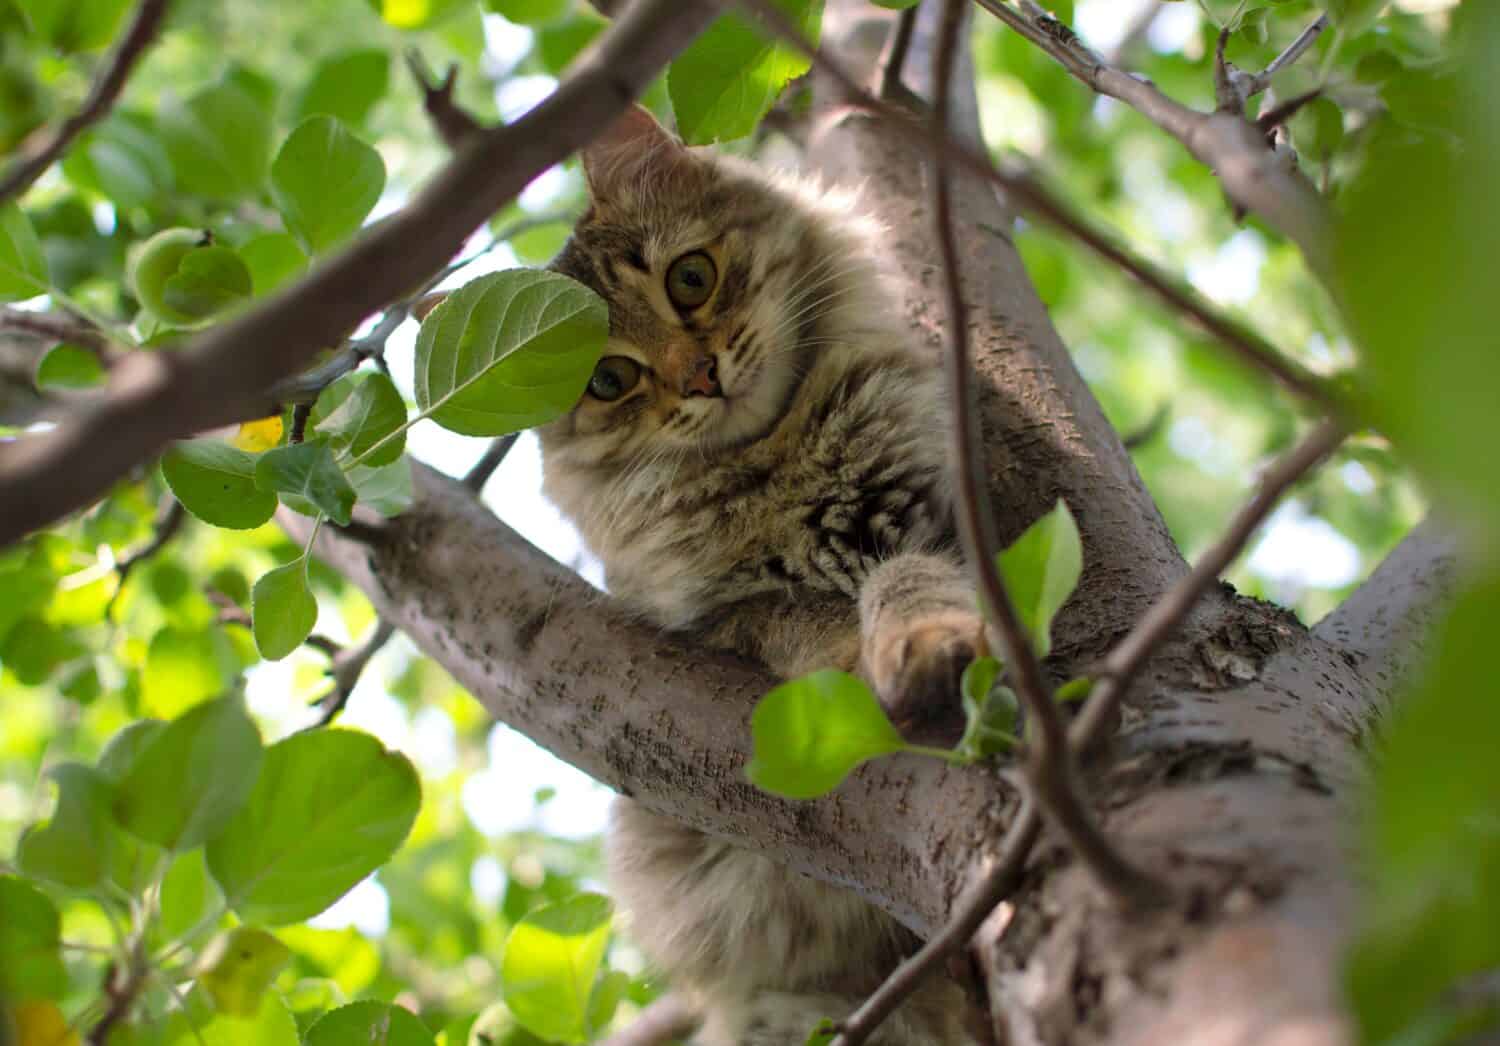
[582,106,697,204]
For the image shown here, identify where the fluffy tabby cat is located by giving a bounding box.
[539,107,979,1046]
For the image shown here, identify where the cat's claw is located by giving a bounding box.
[869,611,983,736]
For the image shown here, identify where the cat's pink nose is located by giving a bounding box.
[683,354,722,398]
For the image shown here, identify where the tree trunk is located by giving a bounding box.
[288,2,1455,1041]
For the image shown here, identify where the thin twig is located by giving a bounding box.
[930,0,1168,913]
[736,0,1337,412]
[313,619,397,725]
[830,801,1041,1046]
[0,0,171,204]
[1070,419,1346,751]
[463,433,519,493]
[1249,15,1329,97]
[108,497,185,610]
[0,308,115,357]
[596,994,700,1046]
[876,6,919,100]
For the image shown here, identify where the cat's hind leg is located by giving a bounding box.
[859,552,982,734]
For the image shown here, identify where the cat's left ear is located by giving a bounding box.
[581,106,699,204]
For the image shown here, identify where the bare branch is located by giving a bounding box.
[931,0,1164,910]
[1250,15,1330,97]
[1070,419,1346,752]
[405,52,485,149]
[597,994,700,1046]
[830,801,1042,1046]
[970,0,1333,275]
[875,5,919,100]
[1313,517,1463,712]
[0,0,720,549]
[0,0,171,205]
[109,497,186,610]
[0,308,115,358]
[739,0,1337,412]
[463,433,519,493]
[313,619,398,725]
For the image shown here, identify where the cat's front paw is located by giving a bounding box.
[867,610,983,735]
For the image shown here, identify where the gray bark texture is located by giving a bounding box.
[289,2,1457,1042]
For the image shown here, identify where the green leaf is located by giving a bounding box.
[24,0,132,51]
[501,893,614,1044]
[667,0,823,145]
[346,457,414,517]
[294,50,390,130]
[1335,8,1500,541]
[35,343,105,389]
[1347,576,1500,1042]
[206,729,420,925]
[141,627,232,717]
[1321,0,1387,34]
[165,988,301,1046]
[196,927,293,1017]
[310,371,407,467]
[994,499,1083,659]
[271,116,387,254]
[162,440,279,530]
[0,202,48,301]
[159,849,224,941]
[804,1019,838,1046]
[369,0,470,30]
[158,80,274,200]
[0,876,68,1000]
[868,0,920,7]
[97,718,168,782]
[251,561,318,661]
[159,244,253,323]
[304,1001,435,1046]
[239,233,309,297]
[484,0,569,24]
[537,11,607,73]
[16,762,114,889]
[113,695,265,851]
[956,657,1020,761]
[746,669,906,799]
[586,969,630,1033]
[254,441,357,525]
[1055,676,1093,703]
[413,269,609,436]
[0,616,84,685]
[61,111,174,208]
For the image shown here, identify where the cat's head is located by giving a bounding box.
[539,106,885,475]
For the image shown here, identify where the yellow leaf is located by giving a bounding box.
[11,999,81,1046]
[233,416,284,453]
[195,927,292,1017]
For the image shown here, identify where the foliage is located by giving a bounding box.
[0,0,1491,1044]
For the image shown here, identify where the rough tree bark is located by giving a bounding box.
[290,2,1455,1042]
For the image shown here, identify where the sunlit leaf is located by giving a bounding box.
[271,116,386,255]
[196,927,293,1017]
[8,998,81,1046]
[234,415,285,453]
[206,729,420,925]
[501,893,613,1044]
[251,561,318,661]
[746,669,906,799]
[304,1001,435,1045]
[113,694,264,850]
[667,0,822,144]
[994,499,1083,659]
[413,269,608,436]
[16,762,114,889]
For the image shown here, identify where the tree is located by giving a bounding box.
[0,0,1494,1044]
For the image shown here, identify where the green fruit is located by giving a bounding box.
[128,227,252,328]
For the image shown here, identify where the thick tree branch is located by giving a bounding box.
[1313,517,1462,713]
[971,0,1333,276]
[0,0,171,205]
[0,0,719,548]
[1071,419,1346,751]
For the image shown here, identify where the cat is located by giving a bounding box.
[537,106,980,1046]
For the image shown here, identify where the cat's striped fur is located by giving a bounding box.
[538,108,978,1046]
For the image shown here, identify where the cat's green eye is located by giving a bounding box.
[587,355,643,402]
[666,251,717,310]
